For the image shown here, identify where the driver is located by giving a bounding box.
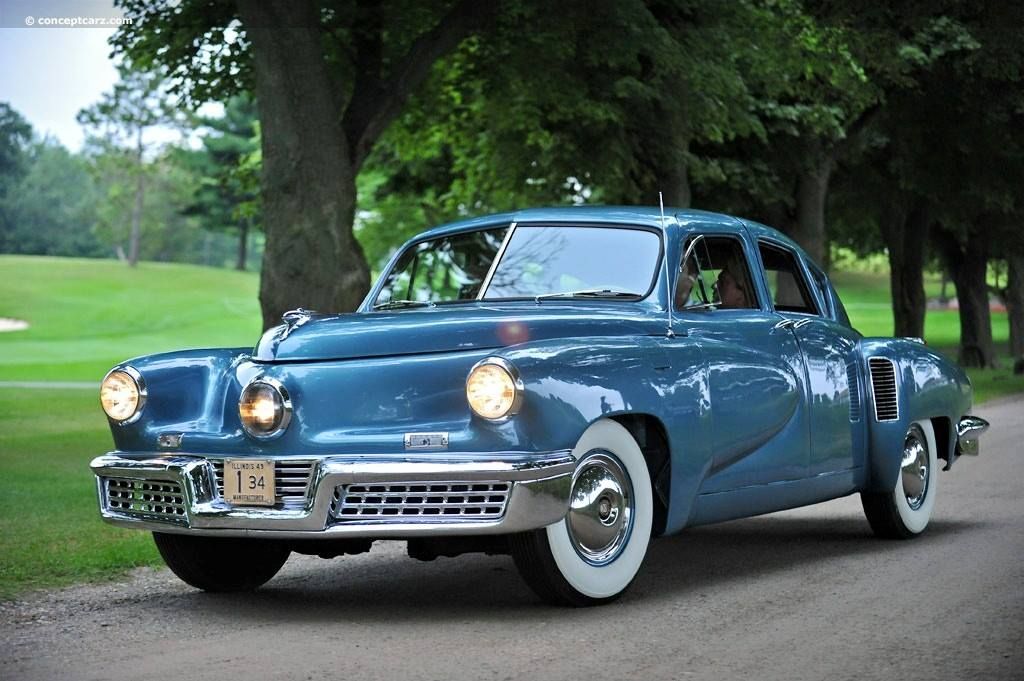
[715,266,751,309]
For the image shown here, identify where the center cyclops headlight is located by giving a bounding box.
[239,377,292,439]
[466,357,523,421]
[100,366,146,424]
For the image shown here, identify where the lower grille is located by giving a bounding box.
[104,477,187,523]
[211,459,316,508]
[330,481,511,522]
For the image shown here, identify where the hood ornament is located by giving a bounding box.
[279,308,315,341]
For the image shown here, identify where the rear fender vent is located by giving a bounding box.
[846,360,861,422]
[868,357,899,422]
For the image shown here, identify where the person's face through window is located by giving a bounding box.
[716,269,748,308]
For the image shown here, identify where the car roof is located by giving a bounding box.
[412,206,807,258]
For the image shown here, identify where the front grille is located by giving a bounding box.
[104,477,187,523]
[330,481,511,522]
[211,459,316,508]
[868,357,899,421]
[846,360,861,422]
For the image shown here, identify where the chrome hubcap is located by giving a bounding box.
[901,426,929,510]
[566,450,633,566]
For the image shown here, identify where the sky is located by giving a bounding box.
[0,0,207,151]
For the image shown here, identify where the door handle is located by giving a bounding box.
[792,319,814,329]
[773,319,795,330]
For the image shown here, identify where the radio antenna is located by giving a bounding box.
[659,192,674,338]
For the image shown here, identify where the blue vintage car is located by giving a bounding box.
[91,206,989,606]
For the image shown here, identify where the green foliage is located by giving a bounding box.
[0,138,105,257]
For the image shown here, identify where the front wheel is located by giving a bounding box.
[861,420,938,539]
[153,532,291,592]
[511,420,653,606]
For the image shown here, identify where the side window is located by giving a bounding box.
[675,235,758,310]
[757,243,819,315]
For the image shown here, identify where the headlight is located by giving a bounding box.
[239,377,292,439]
[466,358,523,421]
[100,366,146,424]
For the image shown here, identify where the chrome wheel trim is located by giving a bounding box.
[566,450,634,566]
[900,425,929,510]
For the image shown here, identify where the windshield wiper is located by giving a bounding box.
[372,299,437,311]
[535,289,642,303]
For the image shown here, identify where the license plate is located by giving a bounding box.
[223,459,275,506]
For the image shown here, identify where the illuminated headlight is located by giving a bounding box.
[466,358,523,421]
[100,366,146,424]
[239,377,292,439]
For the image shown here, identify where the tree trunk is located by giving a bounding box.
[789,141,833,265]
[880,200,929,338]
[1006,255,1024,373]
[239,0,370,330]
[662,156,692,209]
[128,127,144,267]
[937,230,997,368]
[236,218,250,271]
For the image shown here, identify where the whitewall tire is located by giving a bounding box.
[511,419,653,606]
[862,420,938,539]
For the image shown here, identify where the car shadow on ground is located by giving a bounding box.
[171,513,983,622]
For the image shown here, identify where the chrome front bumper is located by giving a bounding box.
[90,451,574,539]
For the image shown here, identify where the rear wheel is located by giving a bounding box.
[861,420,938,539]
[511,420,653,606]
[153,532,290,592]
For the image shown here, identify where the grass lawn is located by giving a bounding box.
[0,254,1019,599]
[0,255,261,382]
[0,390,161,600]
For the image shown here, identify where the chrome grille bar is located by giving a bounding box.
[104,477,187,523]
[331,481,511,522]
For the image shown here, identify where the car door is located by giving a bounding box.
[756,240,860,476]
[673,231,810,493]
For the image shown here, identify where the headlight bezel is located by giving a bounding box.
[100,365,147,426]
[466,357,524,422]
[238,376,293,440]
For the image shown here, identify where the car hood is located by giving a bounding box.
[253,304,661,362]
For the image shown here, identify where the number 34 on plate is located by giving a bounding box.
[223,459,276,506]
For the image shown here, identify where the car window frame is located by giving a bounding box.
[674,232,764,312]
[755,239,822,317]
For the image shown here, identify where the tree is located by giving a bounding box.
[0,103,33,247]
[77,65,185,266]
[0,138,104,257]
[181,94,261,270]
[114,0,498,329]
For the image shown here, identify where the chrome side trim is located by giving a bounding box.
[91,450,574,538]
[956,415,989,457]
[477,222,517,300]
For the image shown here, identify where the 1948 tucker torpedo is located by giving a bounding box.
[91,206,989,606]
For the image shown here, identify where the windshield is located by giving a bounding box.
[373,227,508,308]
[371,224,662,309]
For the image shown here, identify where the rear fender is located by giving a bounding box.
[860,338,972,493]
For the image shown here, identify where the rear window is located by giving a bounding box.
[757,243,819,315]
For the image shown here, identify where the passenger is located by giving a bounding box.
[716,267,751,309]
